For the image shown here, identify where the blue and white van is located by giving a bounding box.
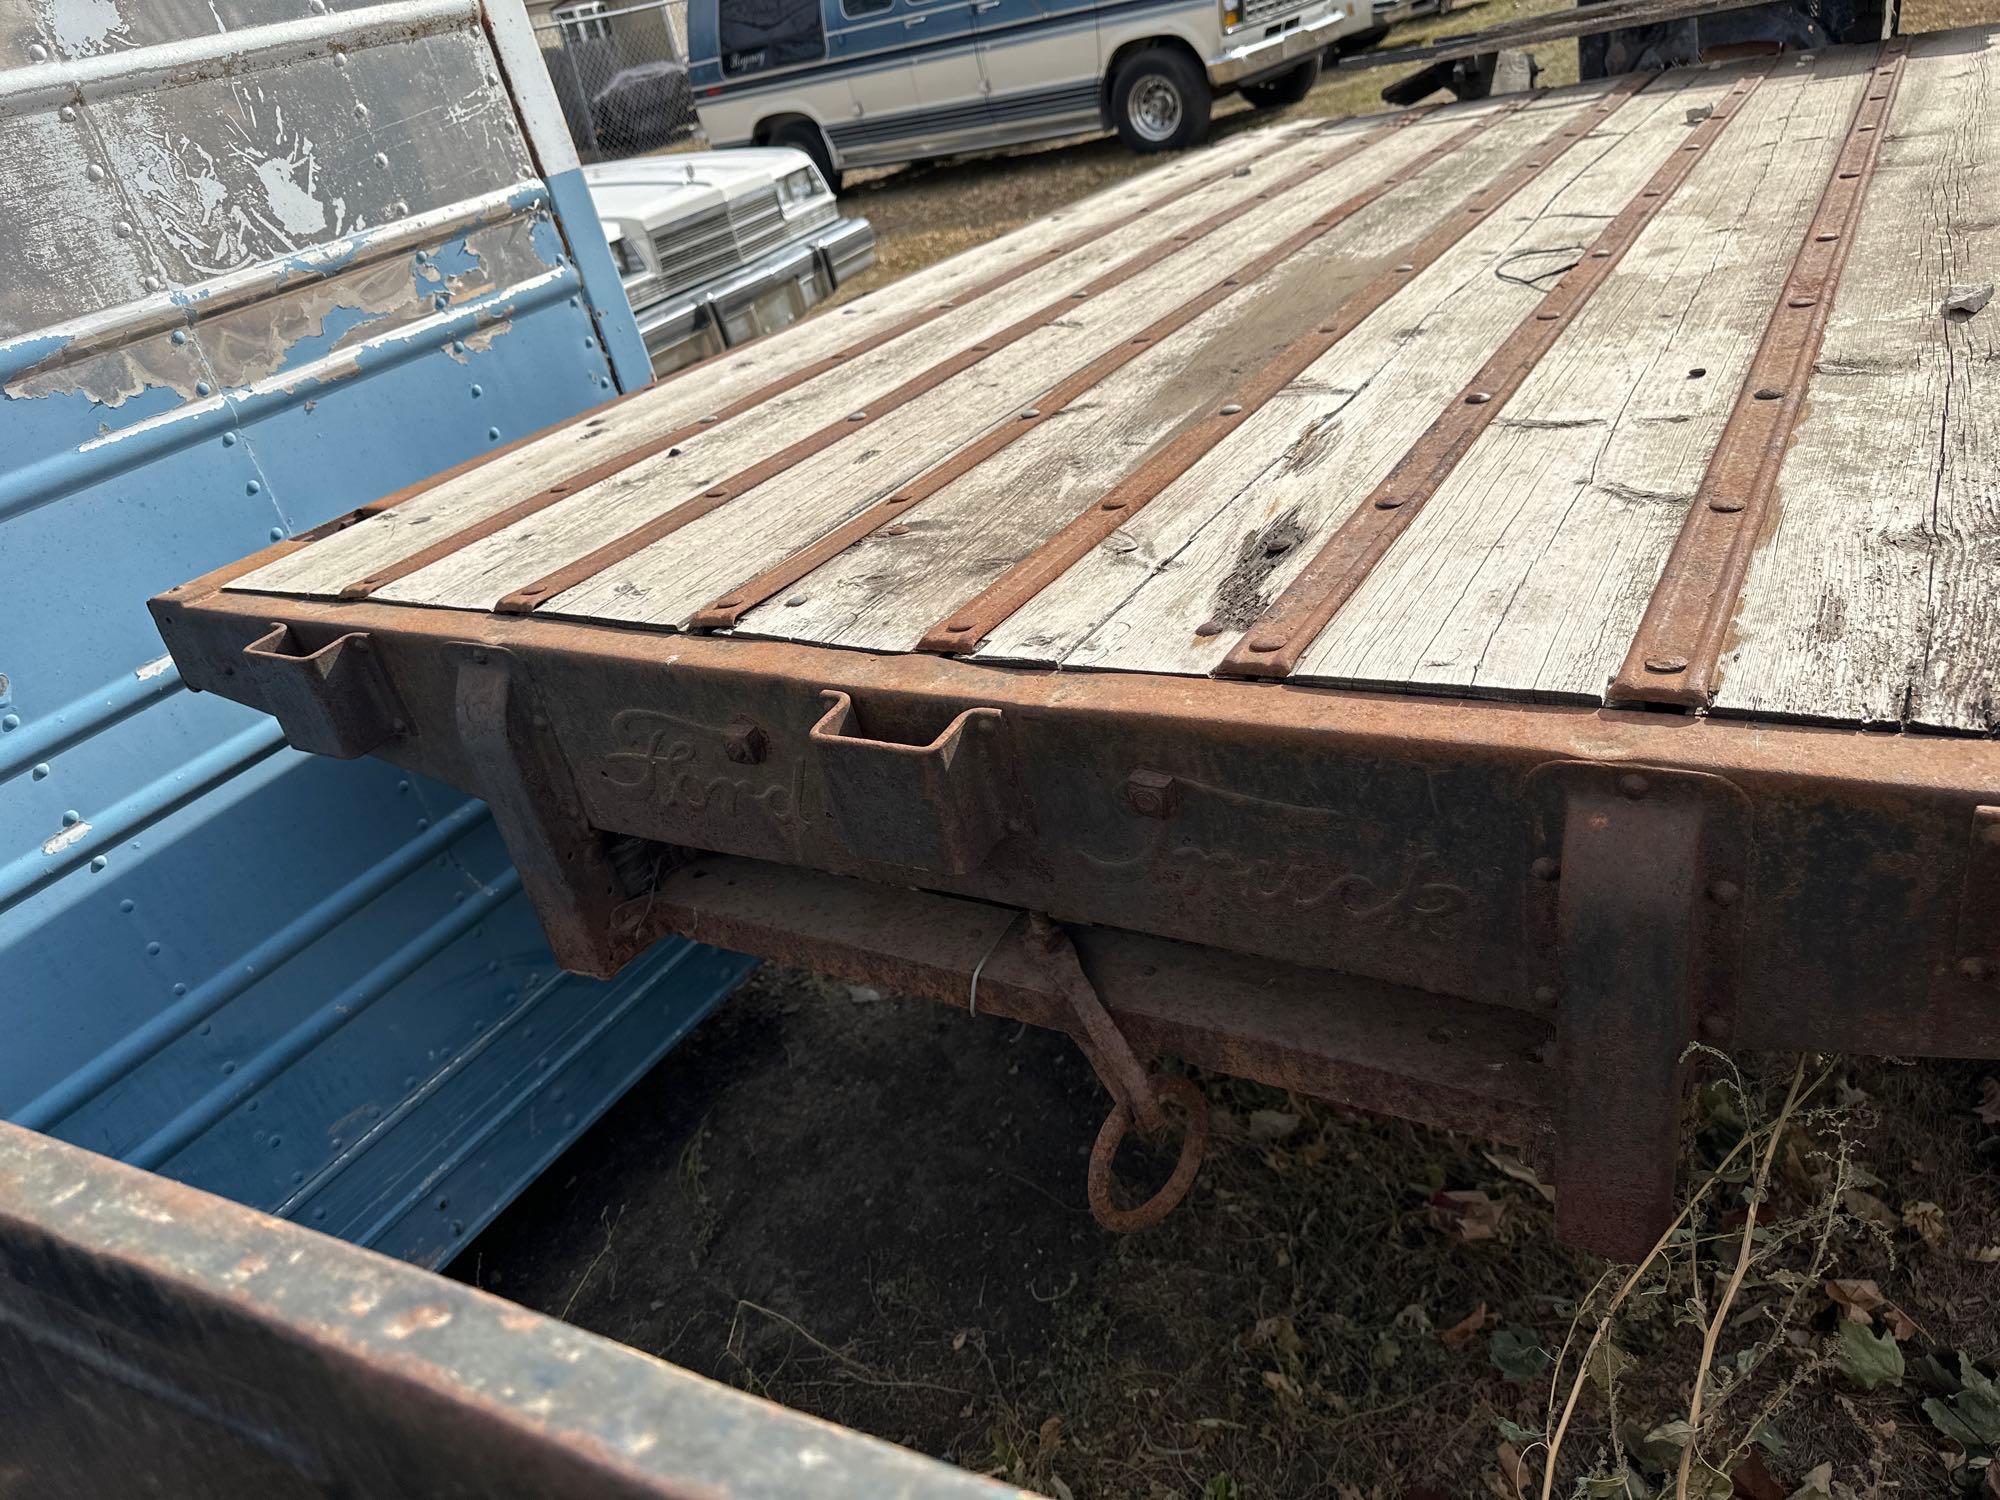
[687,0,1365,186]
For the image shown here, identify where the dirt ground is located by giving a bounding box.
[457,8,2000,1496]
[459,965,2000,1497]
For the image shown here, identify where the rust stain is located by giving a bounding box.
[382,1303,454,1339]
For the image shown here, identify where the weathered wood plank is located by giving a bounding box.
[1717,31,2000,731]
[225,113,1320,599]
[1292,47,1871,700]
[980,63,1730,674]
[491,104,1515,625]
[725,86,1616,653]
[316,107,1440,612]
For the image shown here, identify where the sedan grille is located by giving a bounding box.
[649,186,792,301]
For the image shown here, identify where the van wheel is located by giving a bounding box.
[1111,48,1211,152]
[769,119,843,193]
[1242,54,1321,108]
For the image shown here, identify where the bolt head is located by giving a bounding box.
[1960,956,1992,983]
[1706,879,1740,908]
[1617,773,1649,800]
[1531,984,1557,1006]
[1125,769,1179,819]
[1530,856,1560,881]
[1979,812,2000,847]
[723,720,768,766]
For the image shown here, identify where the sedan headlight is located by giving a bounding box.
[778,166,822,206]
[608,234,643,277]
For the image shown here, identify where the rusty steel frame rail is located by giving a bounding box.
[1610,37,1910,707]
[0,1120,1028,1500]
[479,109,1432,616]
[152,559,2000,1259]
[911,71,1656,656]
[687,97,1520,631]
[1221,59,1773,678]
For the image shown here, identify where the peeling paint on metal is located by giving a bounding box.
[134,654,174,680]
[2,11,532,342]
[40,821,92,856]
[7,216,551,408]
[47,0,132,58]
[0,182,544,391]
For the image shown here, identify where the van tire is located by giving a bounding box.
[769,119,843,194]
[1110,48,1211,153]
[1242,55,1321,108]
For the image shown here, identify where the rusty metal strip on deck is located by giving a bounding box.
[1607,38,1909,709]
[910,72,1657,657]
[1218,59,1776,681]
[469,111,1432,615]
[687,100,1533,632]
[326,125,1378,598]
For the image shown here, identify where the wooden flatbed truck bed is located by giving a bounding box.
[155,28,2000,1259]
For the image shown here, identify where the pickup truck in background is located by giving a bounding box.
[590,148,876,375]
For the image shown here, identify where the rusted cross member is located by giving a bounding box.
[1527,763,1749,1261]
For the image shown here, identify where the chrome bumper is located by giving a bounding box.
[1209,5,1354,85]
[631,215,877,378]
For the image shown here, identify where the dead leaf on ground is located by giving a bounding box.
[1482,1151,1557,1203]
[1430,1188,1505,1242]
[1731,1449,1785,1500]
[1824,1280,1884,1324]
[1585,1339,1634,1395]
[1496,1441,1529,1495]
[1242,1315,1302,1357]
[1903,1200,1948,1246]
[1438,1302,1491,1350]
[1261,1369,1303,1403]
[1037,1415,1063,1452]
[1975,1077,2000,1126]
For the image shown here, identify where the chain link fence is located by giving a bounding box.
[534,0,702,162]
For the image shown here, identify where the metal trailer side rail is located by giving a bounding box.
[149,567,2000,1260]
[0,1119,1028,1500]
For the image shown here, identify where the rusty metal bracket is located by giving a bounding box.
[1526,762,1750,1260]
[808,690,1013,875]
[238,624,405,759]
[1956,806,2000,985]
[453,644,643,978]
[1019,913,1209,1233]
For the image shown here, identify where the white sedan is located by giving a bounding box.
[588,148,875,376]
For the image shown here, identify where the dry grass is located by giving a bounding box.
[466,958,2000,1498]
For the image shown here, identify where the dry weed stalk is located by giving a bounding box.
[1673,1058,1808,1498]
[1536,1056,1840,1500]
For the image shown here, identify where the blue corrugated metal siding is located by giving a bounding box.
[0,0,750,1268]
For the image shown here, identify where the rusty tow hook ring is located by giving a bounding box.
[1086,1075,1209,1234]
